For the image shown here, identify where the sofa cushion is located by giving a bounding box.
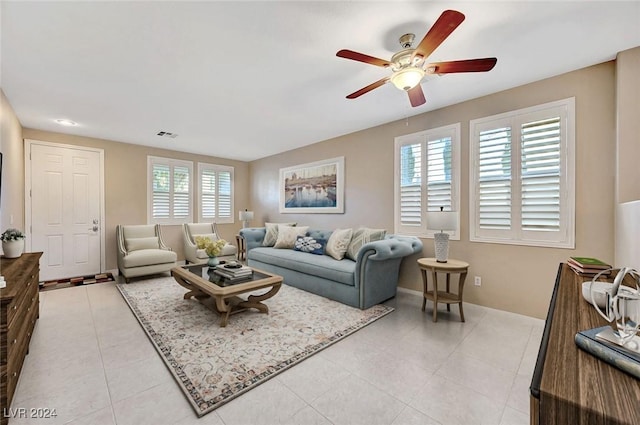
[274,225,308,249]
[126,237,160,252]
[293,235,327,255]
[346,228,387,261]
[263,222,297,246]
[326,228,353,260]
[123,249,177,268]
[249,247,355,286]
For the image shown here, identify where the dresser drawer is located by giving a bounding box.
[6,296,38,359]
[6,332,30,409]
[6,266,38,328]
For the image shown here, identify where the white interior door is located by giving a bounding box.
[28,142,103,281]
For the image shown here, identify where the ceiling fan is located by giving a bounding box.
[336,9,497,107]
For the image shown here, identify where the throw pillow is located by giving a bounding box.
[345,227,387,261]
[325,228,353,260]
[273,225,309,249]
[293,235,327,255]
[263,222,297,246]
[126,237,160,251]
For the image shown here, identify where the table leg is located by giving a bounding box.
[240,283,282,313]
[458,271,467,322]
[431,269,439,322]
[421,268,428,312]
[446,273,451,312]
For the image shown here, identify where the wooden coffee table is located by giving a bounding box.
[171,264,283,327]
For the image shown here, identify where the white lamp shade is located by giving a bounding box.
[426,211,458,231]
[238,210,254,221]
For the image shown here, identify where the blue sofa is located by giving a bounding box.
[239,228,423,309]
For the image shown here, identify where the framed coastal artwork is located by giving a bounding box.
[279,156,344,213]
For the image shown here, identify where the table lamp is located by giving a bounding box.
[239,209,254,229]
[426,207,458,263]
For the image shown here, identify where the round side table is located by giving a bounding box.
[417,257,469,322]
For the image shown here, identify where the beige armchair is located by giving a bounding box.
[183,223,237,264]
[116,224,178,283]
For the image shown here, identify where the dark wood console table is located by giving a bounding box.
[530,263,640,424]
[1,253,42,424]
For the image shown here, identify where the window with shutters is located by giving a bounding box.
[469,98,575,248]
[394,123,460,238]
[197,163,234,224]
[147,156,193,224]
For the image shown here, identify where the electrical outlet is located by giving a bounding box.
[474,276,482,286]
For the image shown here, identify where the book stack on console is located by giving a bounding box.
[214,264,253,282]
[567,256,612,276]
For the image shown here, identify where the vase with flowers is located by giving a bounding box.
[195,236,227,267]
[1,228,26,259]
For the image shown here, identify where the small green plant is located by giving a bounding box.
[1,228,25,242]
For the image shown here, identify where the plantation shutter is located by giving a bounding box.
[394,123,460,237]
[201,169,216,219]
[426,137,452,212]
[173,165,190,219]
[478,127,512,230]
[197,163,234,223]
[217,170,232,219]
[148,157,193,224]
[399,143,422,226]
[470,97,574,248]
[152,163,171,219]
[521,117,561,232]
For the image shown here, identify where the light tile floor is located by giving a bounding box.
[10,279,544,425]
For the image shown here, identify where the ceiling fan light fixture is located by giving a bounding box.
[390,67,425,91]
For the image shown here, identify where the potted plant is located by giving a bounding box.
[1,228,26,258]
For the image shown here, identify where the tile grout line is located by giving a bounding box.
[85,284,120,425]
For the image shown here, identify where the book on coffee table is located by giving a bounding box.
[213,264,253,280]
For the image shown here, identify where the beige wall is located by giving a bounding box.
[614,46,640,269]
[4,59,623,318]
[21,129,251,270]
[0,89,25,248]
[249,62,618,319]
[616,46,640,204]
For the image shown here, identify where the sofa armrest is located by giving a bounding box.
[156,224,173,251]
[354,235,423,308]
[239,228,267,252]
[355,236,423,263]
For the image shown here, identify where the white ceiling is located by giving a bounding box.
[2,1,639,162]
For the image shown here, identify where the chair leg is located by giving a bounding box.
[459,302,465,322]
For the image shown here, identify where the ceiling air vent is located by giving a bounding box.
[157,131,178,139]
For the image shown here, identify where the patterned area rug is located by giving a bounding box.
[40,272,114,291]
[117,276,394,417]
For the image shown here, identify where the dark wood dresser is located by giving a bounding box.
[0,252,42,423]
[530,263,640,424]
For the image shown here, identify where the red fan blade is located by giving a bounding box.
[426,58,497,74]
[413,10,465,60]
[337,49,391,68]
[346,77,390,99]
[408,85,426,107]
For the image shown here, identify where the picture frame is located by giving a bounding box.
[279,156,344,214]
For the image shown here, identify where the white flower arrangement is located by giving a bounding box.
[195,236,227,257]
